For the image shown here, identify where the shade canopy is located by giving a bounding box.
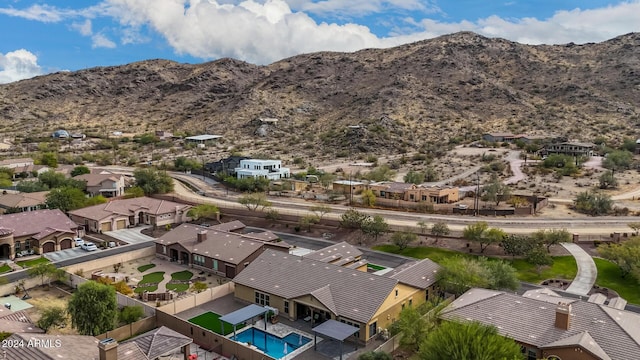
[312,320,359,341]
[219,304,267,326]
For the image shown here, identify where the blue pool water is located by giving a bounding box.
[231,328,312,359]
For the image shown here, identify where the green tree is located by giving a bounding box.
[541,154,580,176]
[391,231,417,250]
[396,305,429,351]
[187,204,220,220]
[574,191,613,216]
[124,186,145,198]
[363,165,396,182]
[463,222,505,253]
[27,262,58,286]
[418,320,524,360]
[133,168,174,195]
[361,215,389,242]
[39,152,58,168]
[357,352,392,360]
[423,166,438,182]
[404,170,424,185]
[598,238,640,280]
[190,281,208,293]
[85,195,108,207]
[620,138,637,153]
[68,281,117,336]
[599,171,618,189]
[238,192,271,211]
[265,208,280,221]
[119,305,145,324]
[628,222,640,236]
[37,306,67,333]
[437,257,490,296]
[70,166,90,177]
[174,156,202,172]
[484,259,520,291]
[39,170,68,189]
[318,172,336,189]
[430,222,450,244]
[361,189,376,207]
[310,205,331,221]
[45,187,87,212]
[340,208,369,229]
[299,214,320,231]
[526,245,554,274]
[17,180,49,193]
[603,149,633,174]
[538,229,571,253]
[501,234,534,259]
[417,220,428,234]
[481,175,510,206]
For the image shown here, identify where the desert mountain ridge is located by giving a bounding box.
[1,31,639,158]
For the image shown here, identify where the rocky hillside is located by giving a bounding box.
[1,31,639,158]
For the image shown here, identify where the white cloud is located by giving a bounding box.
[0,49,43,84]
[0,4,70,22]
[71,19,93,36]
[285,0,437,16]
[92,33,117,48]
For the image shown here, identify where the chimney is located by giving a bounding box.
[197,229,207,243]
[554,302,572,330]
[98,338,118,360]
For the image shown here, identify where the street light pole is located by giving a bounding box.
[474,172,480,216]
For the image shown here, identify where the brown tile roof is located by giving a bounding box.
[156,223,265,265]
[243,230,280,242]
[68,196,190,221]
[0,310,43,334]
[233,250,399,323]
[441,288,640,360]
[73,173,121,186]
[542,331,611,360]
[3,333,100,360]
[121,326,192,360]
[0,158,33,167]
[385,258,440,289]
[0,209,78,238]
[0,191,48,209]
[303,241,362,263]
[210,220,246,232]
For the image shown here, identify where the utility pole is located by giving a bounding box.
[474,172,480,216]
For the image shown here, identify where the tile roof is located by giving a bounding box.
[73,173,122,187]
[542,331,611,360]
[68,196,190,221]
[0,209,78,238]
[0,310,43,334]
[303,241,362,263]
[441,288,640,360]
[0,191,48,208]
[3,333,100,360]
[155,223,265,265]
[385,258,440,289]
[210,220,246,232]
[233,250,399,323]
[121,325,192,359]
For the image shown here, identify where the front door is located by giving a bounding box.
[225,265,236,278]
[180,251,189,265]
[170,249,178,262]
[0,244,10,259]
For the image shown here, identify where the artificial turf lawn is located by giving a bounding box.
[134,271,165,293]
[188,312,242,335]
[0,264,11,274]
[372,245,578,283]
[166,283,190,292]
[594,258,640,304]
[171,270,193,281]
[137,264,156,273]
[17,257,51,268]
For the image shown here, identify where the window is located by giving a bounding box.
[193,254,205,266]
[24,241,30,250]
[421,195,427,201]
[339,318,360,338]
[409,299,413,307]
[380,191,386,197]
[162,245,167,254]
[401,303,405,310]
[409,194,414,200]
[395,289,398,297]
[255,291,270,306]
[213,259,218,271]
[284,301,289,314]
[369,322,377,338]
[15,242,20,251]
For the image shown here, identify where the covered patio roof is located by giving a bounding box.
[312,319,360,360]
[219,304,267,326]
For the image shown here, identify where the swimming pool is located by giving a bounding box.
[231,328,312,359]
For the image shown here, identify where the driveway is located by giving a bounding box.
[44,247,93,262]
[105,226,155,244]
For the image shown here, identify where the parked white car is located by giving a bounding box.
[80,242,98,251]
[74,238,84,247]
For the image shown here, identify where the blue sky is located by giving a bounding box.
[1,0,639,83]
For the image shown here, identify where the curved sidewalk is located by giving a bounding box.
[561,243,597,296]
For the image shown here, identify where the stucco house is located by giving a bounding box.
[0,191,48,213]
[155,222,287,279]
[0,209,80,259]
[369,182,459,203]
[441,288,640,360]
[543,142,596,157]
[233,249,440,343]
[235,159,290,180]
[73,171,127,198]
[68,197,191,233]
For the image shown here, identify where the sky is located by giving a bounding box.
[0,0,639,83]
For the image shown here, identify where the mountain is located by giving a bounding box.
[1,31,639,158]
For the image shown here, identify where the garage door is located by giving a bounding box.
[101,222,112,232]
[116,219,126,230]
[59,239,72,250]
[42,242,55,253]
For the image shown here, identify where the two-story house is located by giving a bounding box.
[74,171,127,198]
[235,159,290,180]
